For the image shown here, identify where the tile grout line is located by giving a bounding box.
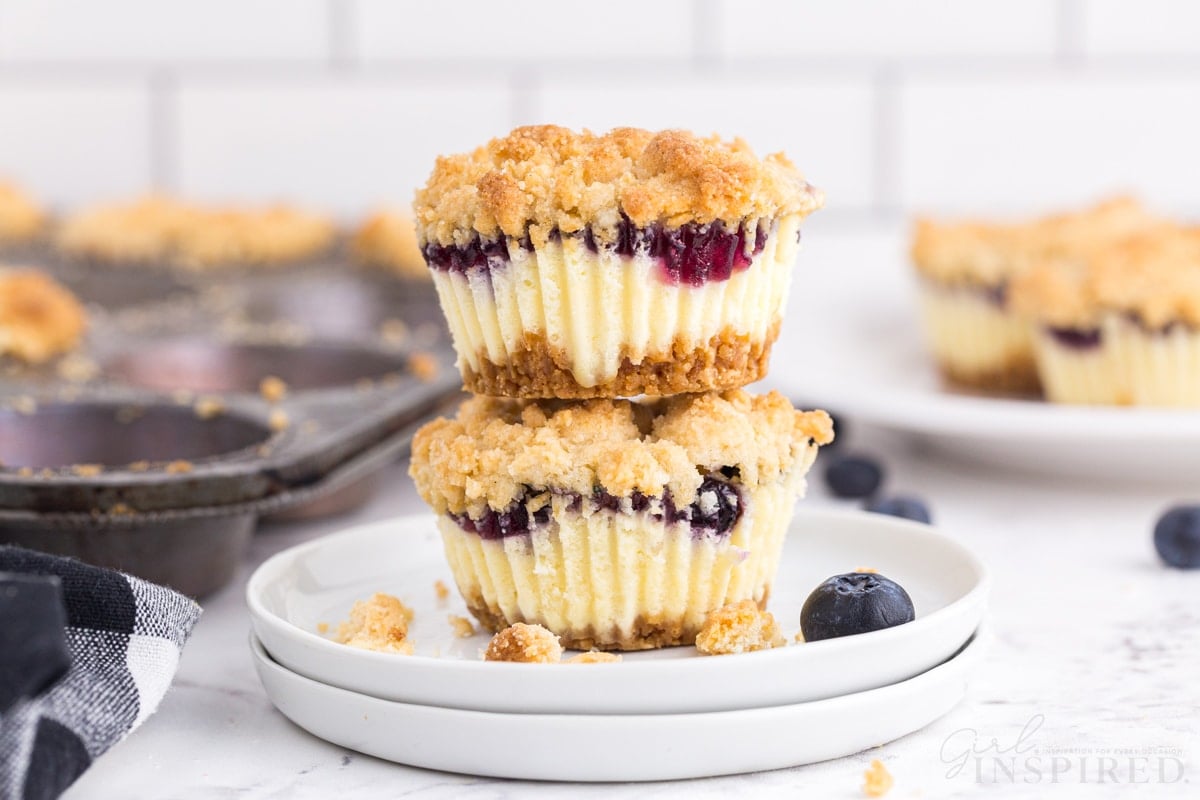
[149,69,178,192]
[329,0,356,71]
[871,65,900,216]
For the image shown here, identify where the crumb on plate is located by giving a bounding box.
[448,614,476,638]
[863,759,893,797]
[70,463,103,478]
[268,408,290,432]
[434,579,450,603]
[567,651,622,664]
[484,622,563,663]
[165,460,193,475]
[335,592,414,655]
[316,622,329,634]
[695,600,785,656]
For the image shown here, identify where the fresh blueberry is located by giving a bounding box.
[865,495,932,524]
[823,455,884,499]
[1154,506,1200,569]
[800,572,915,642]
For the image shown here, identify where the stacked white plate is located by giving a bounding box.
[247,509,989,781]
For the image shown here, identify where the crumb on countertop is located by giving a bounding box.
[16,467,33,478]
[484,623,563,663]
[127,460,150,472]
[567,651,623,664]
[108,502,135,516]
[70,463,103,478]
[56,353,99,383]
[448,615,476,638]
[260,375,288,403]
[863,759,894,797]
[695,600,784,656]
[334,592,414,655]
[434,579,450,603]
[165,460,193,475]
[380,318,409,346]
[408,352,439,382]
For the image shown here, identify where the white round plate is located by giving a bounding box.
[772,269,1200,483]
[247,509,988,715]
[252,630,984,782]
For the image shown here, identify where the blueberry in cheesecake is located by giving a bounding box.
[409,389,833,650]
[413,125,823,398]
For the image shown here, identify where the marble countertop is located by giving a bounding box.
[62,423,1198,799]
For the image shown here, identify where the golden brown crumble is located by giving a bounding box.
[410,389,832,518]
[193,397,225,419]
[912,196,1163,287]
[483,622,563,663]
[863,759,894,797]
[56,196,334,268]
[1010,228,1200,328]
[56,353,99,383]
[164,460,193,475]
[70,464,103,478]
[407,352,439,382]
[415,126,822,249]
[268,408,290,432]
[567,651,623,664]
[448,614,476,638]
[259,375,288,403]
[351,207,430,280]
[0,268,87,364]
[0,181,45,242]
[464,323,779,399]
[695,600,784,655]
[433,579,450,602]
[316,622,329,634]
[334,592,415,655]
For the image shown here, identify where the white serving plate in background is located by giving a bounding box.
[770,243,1200,483]
[252,630,984,782]
[247,510,988,715]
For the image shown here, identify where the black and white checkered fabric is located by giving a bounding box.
[0,547,201,800]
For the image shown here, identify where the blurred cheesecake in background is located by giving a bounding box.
[0,181,46,246]
[350,207,430,281]
[911,197,1163,396]
[0,267,86,363]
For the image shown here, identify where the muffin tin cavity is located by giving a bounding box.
[107,341,412,394]
[0,401,269,470]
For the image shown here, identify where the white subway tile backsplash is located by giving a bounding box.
[0,0,328,62]
[715,0,1058,60]
[175,80,513,218]
[0,83,151,207]
[899,76,1200,215]
[1081,0,1200,56]
[534,75,876,210]
[356,0,693,62]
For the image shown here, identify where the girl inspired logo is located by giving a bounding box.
[940,715,1186,785]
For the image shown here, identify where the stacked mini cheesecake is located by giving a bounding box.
[408,126,832,650]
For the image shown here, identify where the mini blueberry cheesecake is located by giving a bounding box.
[0,267,87,363]
[1010,230,1200,406]
[413,125,823,398]
[0,181,46,248]
[56,196,335,270]
[911,197,1160,395]
[409,389,833,650]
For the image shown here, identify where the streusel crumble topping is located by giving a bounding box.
[410,390,833,518]
[414,126,822,249]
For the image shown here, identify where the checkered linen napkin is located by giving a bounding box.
[0,546,201,800]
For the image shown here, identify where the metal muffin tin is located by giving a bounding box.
[0,248,462,597]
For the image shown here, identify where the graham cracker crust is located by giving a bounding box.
[465,591,771,652]
[940,355,1041,397]
[463,321,781,398]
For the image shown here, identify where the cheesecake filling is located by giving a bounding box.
[917,279,1038,391]
[437,464,812,650]
[428,214,803,390]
